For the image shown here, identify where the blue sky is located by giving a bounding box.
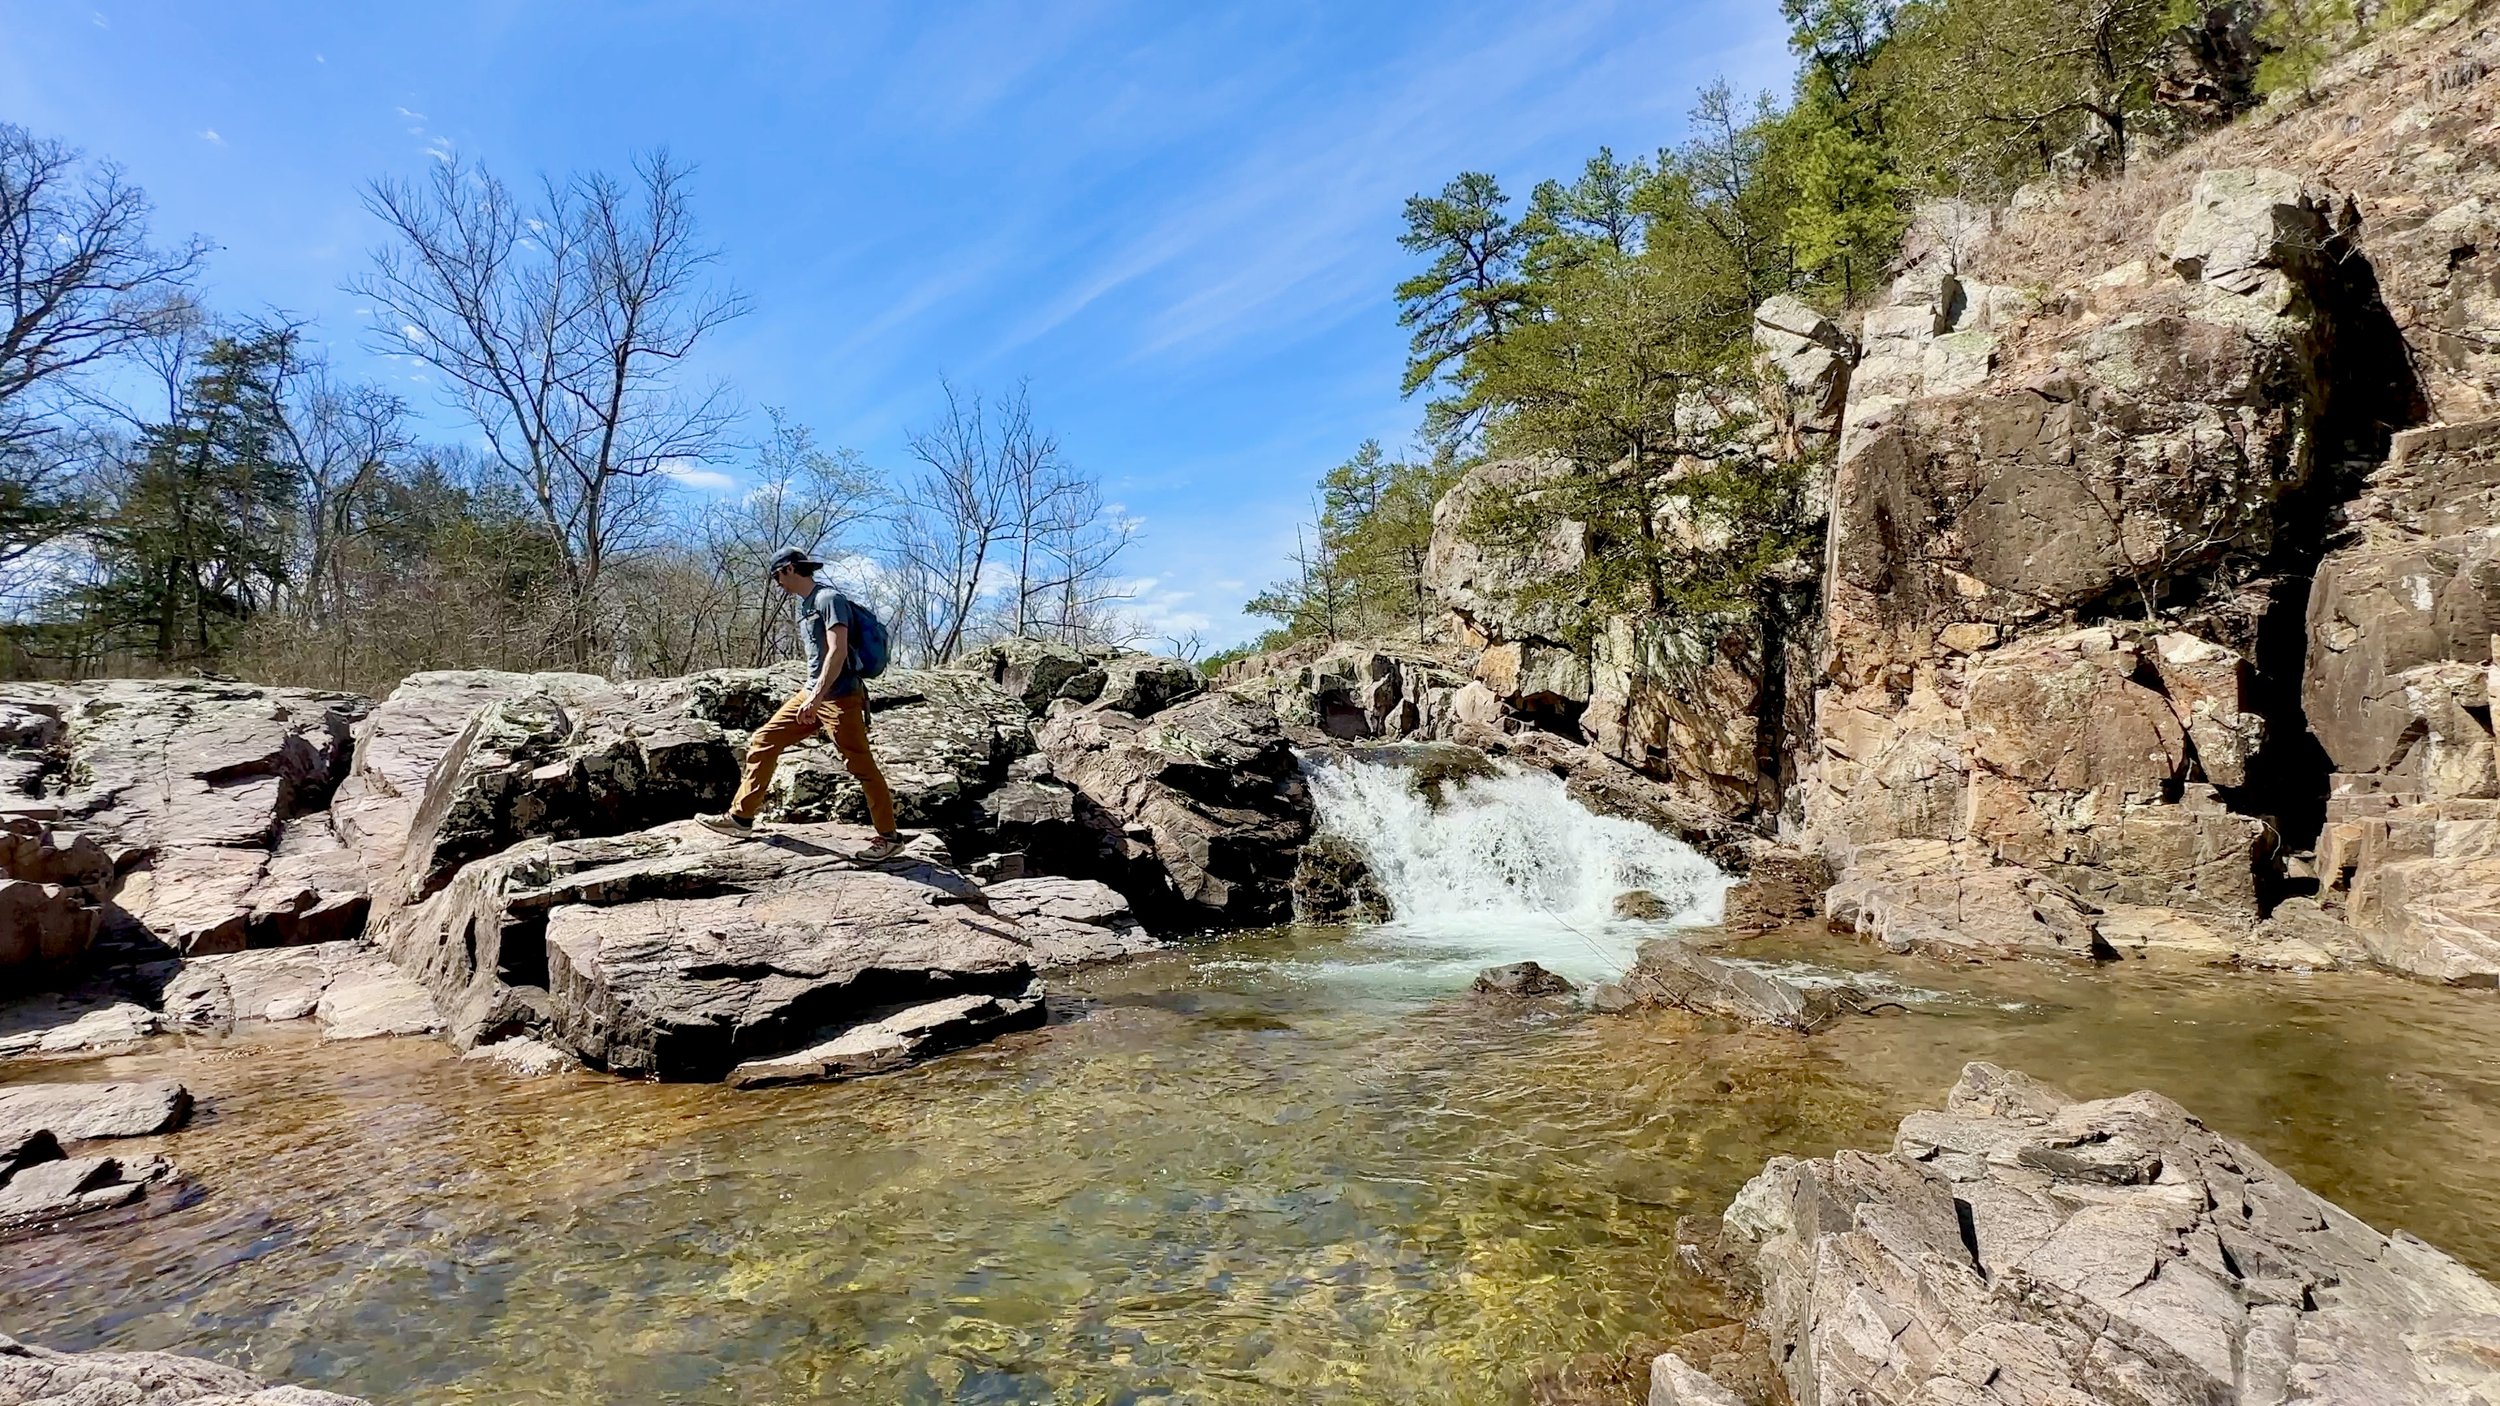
[1,0,1792,648]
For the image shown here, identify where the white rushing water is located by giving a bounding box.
[1302,755,1729,987]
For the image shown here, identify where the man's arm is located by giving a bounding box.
[807,619,851,707]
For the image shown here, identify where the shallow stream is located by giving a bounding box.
[9,922,2500,1405]
[10,762,2500,1403]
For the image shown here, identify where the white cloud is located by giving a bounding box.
[661,460,739,493]
[197,129,224,146]
[424,136,455,163]
[396,106,427,121]
[314,52,326,64]
[91,11,108,28]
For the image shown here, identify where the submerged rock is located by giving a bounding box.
[0,1332,374,1404]
[1471,961,1575,997]
[0,1080,192,1145]
[1612,939,1858,1032]
[1682,1062,2500,1405]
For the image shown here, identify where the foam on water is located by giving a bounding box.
[1303,755,1729,986]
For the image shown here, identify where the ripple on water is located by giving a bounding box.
[7,922,2500,1405]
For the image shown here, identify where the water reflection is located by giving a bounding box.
[5,923,2498,1405]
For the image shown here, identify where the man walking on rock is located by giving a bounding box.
[700,549,903,860]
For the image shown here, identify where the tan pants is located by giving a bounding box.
[729,690,897,834]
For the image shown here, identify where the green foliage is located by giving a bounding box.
[2254,0,2358,97]
[1463,246,1814,639]
[1247,442,1459,647]
[1881,0,2185,190]
[1394,173,1536,418]
[81,331,300,663]
[1786,121,1907,302]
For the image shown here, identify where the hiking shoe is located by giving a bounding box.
[697,812,755,838]
[857,833,906,862]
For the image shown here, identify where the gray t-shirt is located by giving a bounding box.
[796,584,863,697]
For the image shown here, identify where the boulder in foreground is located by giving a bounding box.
[0,1332,372,1404]
[380,820,1051,1080]
[1682,1062,2500,1405]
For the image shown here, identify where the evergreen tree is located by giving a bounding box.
[86,331,299,663]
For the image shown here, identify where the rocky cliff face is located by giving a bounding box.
[1793,15,2500,976]
[1406,13,2500,978]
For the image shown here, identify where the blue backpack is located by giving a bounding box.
[847,601,892,679]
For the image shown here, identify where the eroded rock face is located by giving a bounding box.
[1242,643,1466,743]
[0,679,370,956]
[1035,688,1310,930]
[0,1333,374,1405]
[1694,1063,2500,1406]
[1801,167,2348,924]
[2309,423,2500,983]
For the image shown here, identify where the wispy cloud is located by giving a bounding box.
[662,461,739,493]
[197,128,225,145]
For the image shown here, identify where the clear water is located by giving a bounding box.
[8,923,2500,1406]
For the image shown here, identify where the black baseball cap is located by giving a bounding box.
[768,548,823,575]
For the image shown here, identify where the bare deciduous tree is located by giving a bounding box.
[701,409,884,665]
[893,379,1017,665]
[0,123,207,564]
[352,149,745,665]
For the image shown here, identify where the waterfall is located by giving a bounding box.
[1303,754,1729,984]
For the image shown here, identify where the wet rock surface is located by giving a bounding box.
[724,987,1046,1090]
[1471,961,1575,998]
[0,1332,374,1404]
[1609,938,1858,1031]
[1681,1062,2500,1406]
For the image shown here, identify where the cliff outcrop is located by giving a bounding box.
[1416,10,2500,978]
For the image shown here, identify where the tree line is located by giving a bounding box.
[0,128,1141,694]
[1240,0,2416,667]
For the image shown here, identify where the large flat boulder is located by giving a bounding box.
[378,820,1050,1081]
[1826,839,2116,961]
[0,1080,191,1145]
[0,1332,373,1405]
[1695,1062,2500,1405]
[0,679,369,955]
[1035,688,1310,929]
[981,875,1160,968]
